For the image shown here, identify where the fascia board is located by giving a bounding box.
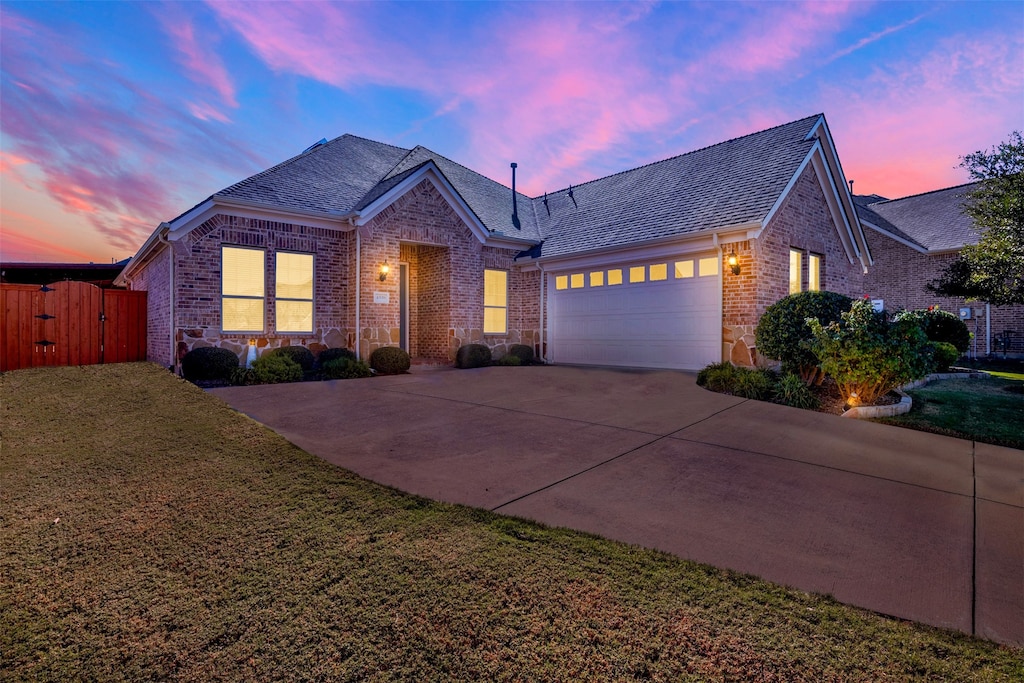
[115,224,170,285]
[811,117,874,267]
[861,220,929,254]
[809,147,859,264]
[485,235,540,250]
[535,224,759,272]
[354,162,492,244]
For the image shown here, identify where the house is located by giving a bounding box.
[2,259,130,288]
[117,113,873,371]
[856,186,1024,356]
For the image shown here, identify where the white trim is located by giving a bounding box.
[809,147,858,264]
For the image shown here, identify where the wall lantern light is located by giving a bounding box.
[379,261,390,282]
[726,249,741,275]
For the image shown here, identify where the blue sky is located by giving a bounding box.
[1,1,1022,262]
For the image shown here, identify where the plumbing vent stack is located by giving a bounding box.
[511,162,521,230]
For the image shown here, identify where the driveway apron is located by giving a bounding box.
[212,365,1023,647]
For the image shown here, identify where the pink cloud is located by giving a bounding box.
[0,222,96,262]
[156,6,238,118]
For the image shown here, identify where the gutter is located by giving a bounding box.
[354,222,361,361]
[156,223,175,372]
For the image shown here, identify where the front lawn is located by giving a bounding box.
[873,375,1024,449]
[2,364,1020,680]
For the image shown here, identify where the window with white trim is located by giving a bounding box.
[484,269,507,334]
[789,249,803,294]
[276,251,314,333]
[222,246,265,333]
[808,254,821,291]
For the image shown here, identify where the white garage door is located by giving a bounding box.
[547,254,721,370]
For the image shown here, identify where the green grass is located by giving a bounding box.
[954,357,1024,381]
[874,376,1024,449]
[2,364,1021,681]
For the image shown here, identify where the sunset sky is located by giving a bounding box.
[1,1,1022,264]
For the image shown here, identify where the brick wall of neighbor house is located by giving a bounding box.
[130,245,172,367]
[862,230,1024,356]
[169,214,353,364]
[358,179,540,361]
[723,164,864,366]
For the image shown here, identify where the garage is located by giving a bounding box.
[546,253,722,370]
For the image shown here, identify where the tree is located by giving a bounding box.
[928,132,1024,306]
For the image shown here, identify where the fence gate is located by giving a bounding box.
[1,281,147,372]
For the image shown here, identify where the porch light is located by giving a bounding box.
[726,249,740,275]
[379,261,390,282]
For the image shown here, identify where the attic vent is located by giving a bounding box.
[302,138,328,154]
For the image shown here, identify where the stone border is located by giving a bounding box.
[841,371,987,419]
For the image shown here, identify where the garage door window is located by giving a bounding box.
[608,269,623,285]
[675,260,694,278]
[650,263,668,281]
[629,266,645,283]
[484,269,507,334]
[698,257,718,277]
[590,271,604,287]
[555,275,568,290]
[570,273,585,289]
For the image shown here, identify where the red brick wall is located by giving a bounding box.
[130,245,172,367]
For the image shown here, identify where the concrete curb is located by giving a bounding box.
[841,371,988,419]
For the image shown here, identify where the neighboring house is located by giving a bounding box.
[1,260,130,288]
[856,186,1024,356]
[117,114,872,371]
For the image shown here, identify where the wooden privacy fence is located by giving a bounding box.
[1,281,147,372]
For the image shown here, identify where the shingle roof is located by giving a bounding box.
[524,115,823,258]
[855,183,979,252]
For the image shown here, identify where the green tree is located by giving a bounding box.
[929,132,1024,306]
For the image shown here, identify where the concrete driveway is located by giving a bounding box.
[211,365,1023,646]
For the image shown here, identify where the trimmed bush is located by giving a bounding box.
[773,373,820,410]
[250,354,303,384]
[322,357,373,380]
[732,368,775,400]
[456,344,492,369]
[894,309,971,354]
[755,291,854,384]
[181,346,240,381]
[369,346,411,375]
[266,345,315,371]
[928,341,960,372]
[229,367,257,386]
[508,344,535,364]
[494,354,522,366]
[808,298,930,405]
[318,347,357,365]
[696,362,739,392]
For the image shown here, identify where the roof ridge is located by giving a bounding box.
[527,113,822,199]
[873,181,979,205]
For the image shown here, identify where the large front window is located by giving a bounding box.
[789,249,802,294]
[483,269,507,334]
[222,246,265,332]
[276,252,314,333]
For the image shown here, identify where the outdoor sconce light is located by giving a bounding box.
[726,249,741,275]
[379,261,390,282]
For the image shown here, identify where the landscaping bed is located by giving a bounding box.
[2,363,1020,680]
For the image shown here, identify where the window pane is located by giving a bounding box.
[789,250,802,294]
[570,273,584,289]
[555,275,568,290]
[484,269,507,307]
[276,252,313,299]
[589,271,604,287]
[276,300,313,333]
[650,263,667,281]
[607,269,623,285]
[484,307,506,334]
[675,260,694,278]
[629,266,645,283]
[808,254,821,291]
[223,247,264,297]
[223,298,264,332]
[698,257,718,276]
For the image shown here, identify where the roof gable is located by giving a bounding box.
[856,183,978,252]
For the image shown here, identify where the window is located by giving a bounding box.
[590,271,604,287]
[629,266,645,283]
[607,269,623,285]
[698,257,718,277]
[555,275,568,290]
[484,269,507,334]
[789,249,802,294]
[649,263,668,281]
[570,273,585,289]
[675,260,694,278]
[808,254,821,291]
[276,252,314,333]
[222,246,265,332]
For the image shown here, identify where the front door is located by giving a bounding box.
[399,263,409,352]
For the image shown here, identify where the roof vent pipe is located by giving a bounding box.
[511,162,521,230]
[848,179,854,194]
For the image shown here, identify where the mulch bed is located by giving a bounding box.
[809,377,901,415]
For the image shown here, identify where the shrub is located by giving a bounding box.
[893,309,971,354]
[755,291,853,384]
[250,354,303,384]
[322,357,373,380]
[456,343,492,369]
[732,368,775,400]
[508,344,535,364]
[773,373,820,410]
[494,354,522,366]
[266,345,315,371]
[808,298,931,406]
[229,367,257,386]
[318,347,357,365]
[181,346,240,381]
[928,341,960,372]
[369,346,410,375]
[696,361,739,393]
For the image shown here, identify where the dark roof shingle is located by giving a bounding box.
[856,183,979,252]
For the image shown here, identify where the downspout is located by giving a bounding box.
[355,227,361,360]
[986,303,991,356]
[157,223,175,372]
[538,263,546,362]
